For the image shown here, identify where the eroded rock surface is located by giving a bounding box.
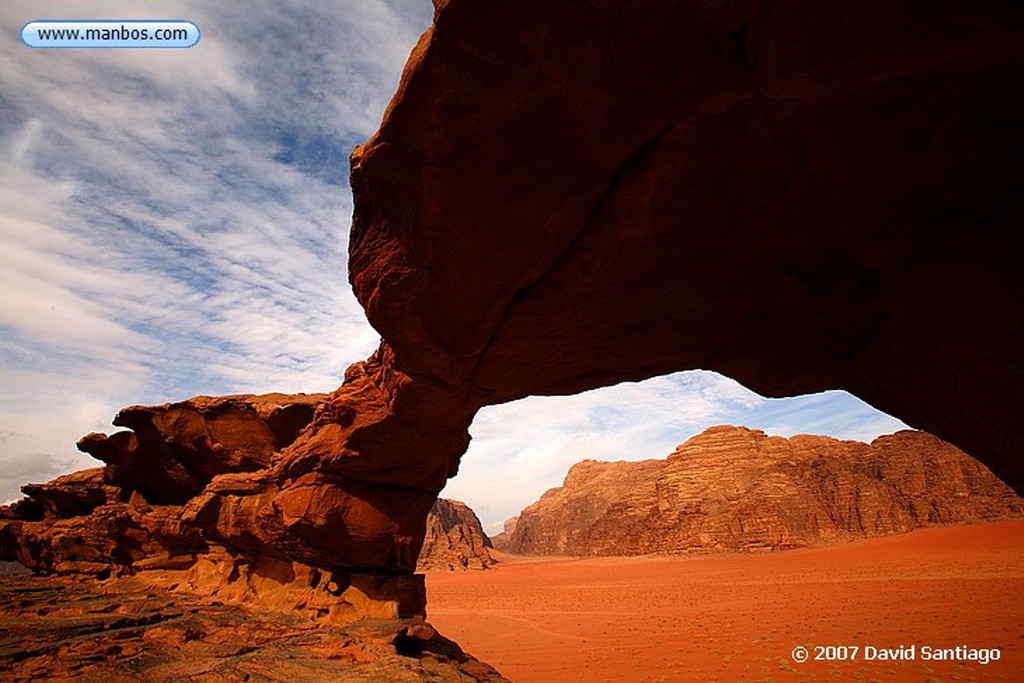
[506,427,1024,556]
[77,393,322,504]
[0,572,507,683]
[417,499,494,572]
[0,393,432,624]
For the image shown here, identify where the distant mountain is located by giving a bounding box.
[489,516,519,552]
[504,426,1024,556]
[417,498,495,571]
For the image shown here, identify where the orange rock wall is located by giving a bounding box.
[507,427,1024,556]
[417,499,494,572]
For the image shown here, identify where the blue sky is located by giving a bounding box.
[1,1,907,533]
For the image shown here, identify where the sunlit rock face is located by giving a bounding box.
[0,392,438,621]
[505,427,1024,556]
[417,499,495,572]
[2,394,323,577]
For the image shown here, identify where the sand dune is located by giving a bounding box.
[427,520,1024,682]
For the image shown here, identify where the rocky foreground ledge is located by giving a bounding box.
[0,572,506,682]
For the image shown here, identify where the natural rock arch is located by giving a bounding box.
[3,0,1022,604]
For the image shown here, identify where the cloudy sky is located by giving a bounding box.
[1,1,907,533]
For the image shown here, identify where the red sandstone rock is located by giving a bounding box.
[417,499,494,572]
[489,516,518,552]
[0,392,476,624]
[18,468,120,518]
[507,427,1024,556]
[0,572,509,682]
[509,459,666,556]
[0,394,329,577]
[350,0,1024,499]
[77,393,323,504]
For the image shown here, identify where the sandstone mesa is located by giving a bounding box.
[417,499,495,572]
[504,426,1024,556]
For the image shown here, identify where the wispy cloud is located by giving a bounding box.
[0,1,432,500]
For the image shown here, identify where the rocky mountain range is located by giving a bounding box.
[502,426,1024,556]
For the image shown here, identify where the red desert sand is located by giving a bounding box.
[427,520,1024,682]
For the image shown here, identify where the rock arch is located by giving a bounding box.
[332,0,1024,569]
[3,1,1022,610]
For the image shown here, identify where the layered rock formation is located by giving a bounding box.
[508,459,666,556]
[488,516,518,553]
[506,427,1024,556]
[0,393,431,624]
[417,499,494,572]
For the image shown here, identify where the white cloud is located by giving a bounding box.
[10,119,42,167]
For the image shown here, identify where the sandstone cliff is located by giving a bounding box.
[507,427,1024,556]
[417,499,494,572]
[508,459,667,556]
[489,516,518,552]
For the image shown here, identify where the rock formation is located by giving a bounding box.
[0,393,432,624]
[349,0,1024,502]
[417,499,494,572]
[506,427,1024,556]
[0,572,507,682]
[488,516,518,553]
[2,0,1023,644]
[507,459,666,556]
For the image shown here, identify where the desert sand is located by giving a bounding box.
[427,520,1024,682]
